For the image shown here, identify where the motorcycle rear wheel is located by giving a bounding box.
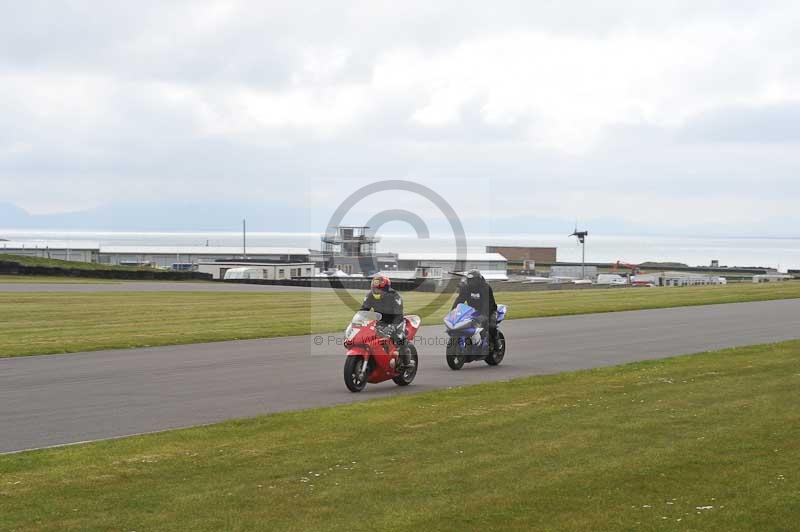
[344,356,369,392]
[485,331,506,366]
[393,345,419,386]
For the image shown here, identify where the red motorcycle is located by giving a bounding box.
[343,311,421,392]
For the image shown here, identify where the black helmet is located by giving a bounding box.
[465,269,483,290]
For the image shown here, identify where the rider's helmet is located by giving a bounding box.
[371,275,391,299]
[465,269,483,291]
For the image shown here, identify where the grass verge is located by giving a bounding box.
[1,340,799,531]
[2,282,800,357]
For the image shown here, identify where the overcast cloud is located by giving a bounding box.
[1,1,799,234]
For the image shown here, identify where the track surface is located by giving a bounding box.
[2,299,800,453]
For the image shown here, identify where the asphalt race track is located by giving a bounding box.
[2,299,800,453]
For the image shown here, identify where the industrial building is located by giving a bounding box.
[485,246,557,265]
[98,246,310,268]
[0,241,99,263]
[632,271,726,287]
[397,252,508,280]
[550,265,599,281]
[752,274,794,283]
[0,241,311,269]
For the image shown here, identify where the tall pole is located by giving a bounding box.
[581,240,586,280]
[243,218,247,259]
[570,228,589,280]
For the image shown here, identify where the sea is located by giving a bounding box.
[1,230,799,272]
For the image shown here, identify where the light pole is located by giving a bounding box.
[242,218,247,259]
[570,227,589,280]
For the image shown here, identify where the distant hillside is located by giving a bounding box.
[0,201,311,232]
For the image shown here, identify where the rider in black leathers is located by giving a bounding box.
[451,269,500,350]
[360,275,414,368]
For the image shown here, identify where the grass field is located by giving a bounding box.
[1,340,798,531]
[2,282,800,357]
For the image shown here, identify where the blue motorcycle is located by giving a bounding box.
[443,303,507,370]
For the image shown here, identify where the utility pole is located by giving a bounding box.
[243,219,247,259]
[570,226,589,280]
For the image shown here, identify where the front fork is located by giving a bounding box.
[358,355,370,381]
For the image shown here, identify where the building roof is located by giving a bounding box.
[0,240,101,250]
[99,246,310,256]
[397,252,507,262]
[0,241,313,256]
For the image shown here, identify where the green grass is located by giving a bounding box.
[0,253,150,271]
[2,340,799,531]
[2,282,800,357]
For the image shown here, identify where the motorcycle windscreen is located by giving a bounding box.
[444,303,477,330]
[352,310,382,326]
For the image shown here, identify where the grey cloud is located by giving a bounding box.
[679,102,800,143]
[2,0,800,236]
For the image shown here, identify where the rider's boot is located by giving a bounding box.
[398,344,415,369]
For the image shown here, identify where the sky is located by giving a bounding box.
[1,1,799,235]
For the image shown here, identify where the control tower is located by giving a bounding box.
[319,226,395,275]
[321,226,379,257]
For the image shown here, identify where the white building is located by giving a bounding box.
[196,261,316,280]
[632,271,726,287]
[753,274,793,283]
[396,252,508,280]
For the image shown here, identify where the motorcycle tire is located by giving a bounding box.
[446,338,465,370]
[393,345,419,386]
[485,331,506,366]
[344,356,369,392]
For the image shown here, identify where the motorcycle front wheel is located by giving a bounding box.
[393,345,419,386]
[446,338,465,370]
[344,356,369,392]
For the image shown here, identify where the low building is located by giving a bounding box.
[0,240,313,268]
[633,271,726,287]
[397,252,508,280]
[100,246,310,268]
[0,241,99,263]
[196,261,315,280]
[320,252,398,276]
[485,246,557,264]
[550,265,599,281]
[753,274,794,283]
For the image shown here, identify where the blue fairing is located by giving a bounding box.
[444,303,478,335]
[444,303,507,336]
[496,304,507,323]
